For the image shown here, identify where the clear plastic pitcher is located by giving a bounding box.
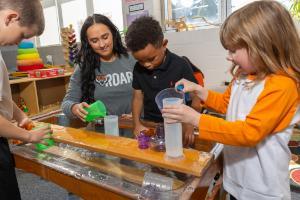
[155,88,184,111]
[162,97,184,159]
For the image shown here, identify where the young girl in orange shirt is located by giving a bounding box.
[163,1,300,199]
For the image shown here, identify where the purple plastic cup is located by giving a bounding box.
[137,131,150,149]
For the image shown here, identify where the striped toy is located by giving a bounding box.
[17,41,44,71]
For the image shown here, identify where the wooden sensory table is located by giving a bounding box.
[13,119,223,200]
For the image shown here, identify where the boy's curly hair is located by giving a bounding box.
[125,16,163,52]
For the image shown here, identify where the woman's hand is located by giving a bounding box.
[71,102,89,122]
[27,126,52,143]
[162,104,201,127]
[121,113,132,120]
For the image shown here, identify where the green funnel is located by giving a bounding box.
[84,100,107,122]
[34,123,54,152]
[35,138,54,151]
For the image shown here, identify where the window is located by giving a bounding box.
[93,0,124,32]
[38,0,60,46]
[163,0,294,32]
[231,0,292,12]
[164,0,222,31]
[60,0,87,42]
[230,0,253,12]
[38,0,124,47]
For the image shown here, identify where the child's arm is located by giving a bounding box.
[12,101,31,127]
[182,94,202,146]
[175,78,231,114]
[61,66,83,118]
[132,89,148,136]
[0,114,51,143]
[165,77,299,146]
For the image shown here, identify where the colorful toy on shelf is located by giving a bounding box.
[27,68,65,78]
[61,24,78,70]
[18,97,29,114]
[17,40,44,71]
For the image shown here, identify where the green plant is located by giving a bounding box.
[290,0,300,20]
[119,27,128,38]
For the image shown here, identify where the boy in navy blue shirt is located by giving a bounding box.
[125,16,200,145]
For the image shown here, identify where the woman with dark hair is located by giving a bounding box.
[62,14,135,133]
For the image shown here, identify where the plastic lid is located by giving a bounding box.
[176,85,191,102]
[176,84,184,91]
[84,100,107,122]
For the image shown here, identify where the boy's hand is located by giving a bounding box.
[71,102,89,122]
[18,117,34,130]
[133,122,148,136]
[27,126,52,143]
[183,124,195,147]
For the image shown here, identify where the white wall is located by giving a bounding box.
[122,0,231,92]
[165,28,231,92]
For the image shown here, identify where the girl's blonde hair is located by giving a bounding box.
[220,0,300,83]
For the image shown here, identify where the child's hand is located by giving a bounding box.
[27,126,52,143]
[133,123,148,136]
[183,124,195,147]
[162,104,201,127]
[175,79,208,101]
[71,102,89,122]
[175,78,200,93]
[18,117,34,130]
[121,113,132,120]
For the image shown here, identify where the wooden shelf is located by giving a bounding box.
[10,72,72,116]
[9,72,72,84]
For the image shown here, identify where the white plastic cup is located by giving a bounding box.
[163,97,183,159]
[104,115,119,136]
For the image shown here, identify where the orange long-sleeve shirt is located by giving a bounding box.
[199,74,299,146]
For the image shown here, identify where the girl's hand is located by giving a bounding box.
[162,104,201,127]
[71,102,89,122]
[175,78,200,93]
[175,78,207,101]
[27,126,52,143]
